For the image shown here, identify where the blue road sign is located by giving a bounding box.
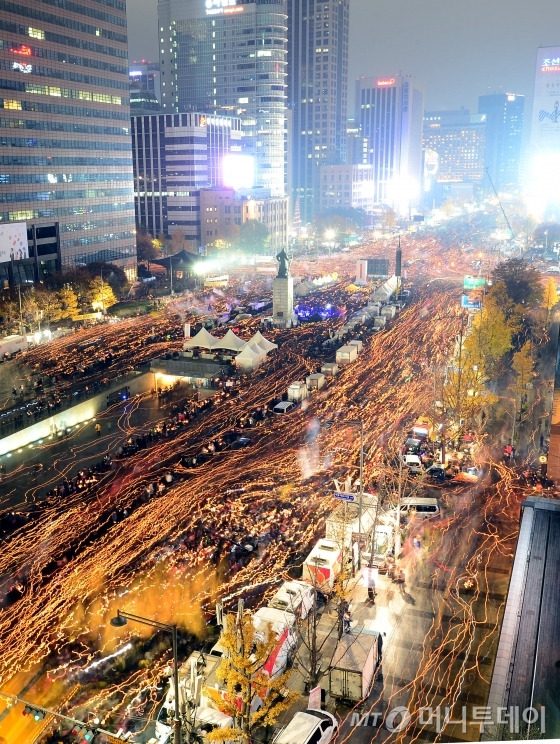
[334,492,355,502]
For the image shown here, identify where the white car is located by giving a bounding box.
[403,453,424,475]
[274,710,338,744]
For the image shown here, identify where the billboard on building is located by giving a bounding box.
[532,46,560,154]
[0,222,28,263]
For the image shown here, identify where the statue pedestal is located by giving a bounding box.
[273,276,297,328]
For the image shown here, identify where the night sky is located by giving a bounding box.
[127,0,560,113]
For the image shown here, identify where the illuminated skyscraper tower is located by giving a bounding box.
[0,0,137,283]
[287,0,350,223]
[478,93,524,194]
[158,0,288,198]
[356,74,424,214]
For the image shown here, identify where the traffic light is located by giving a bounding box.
[22,704,45,722]
[72,725,95,744]
[71,726,95,742]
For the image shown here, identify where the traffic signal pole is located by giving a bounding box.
[0,690,101,742]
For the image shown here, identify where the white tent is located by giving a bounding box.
[247,341,267,359]
[235,344,261,372]
[211,329,247,352]
[248,331,277,353]
[183,327,217,349]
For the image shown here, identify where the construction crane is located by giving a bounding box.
[485,168,514,240]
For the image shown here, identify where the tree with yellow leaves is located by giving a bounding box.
[542,276,559,323]
[466,295,513,371]
[204,611,299,744]
[511,341,535,405]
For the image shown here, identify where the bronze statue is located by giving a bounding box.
[276,248,290,278]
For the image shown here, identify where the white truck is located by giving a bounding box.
[329,625,380,702]
[325,498,378,551]
[0,334,28,361]
[267,580,316,620]
[335,344,358,366]
[287,380,309,403]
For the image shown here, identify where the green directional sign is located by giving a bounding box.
[463,275,486,290]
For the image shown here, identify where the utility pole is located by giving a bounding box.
[17,283,23,335]
[170,256,174,295]
[100,268,105,316]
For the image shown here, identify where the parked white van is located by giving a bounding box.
[267,580,315,620]
[273,710,338,744]
[399,497,439,518]
[302,539,354,593]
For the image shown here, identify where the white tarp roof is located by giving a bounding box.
[235,343,261,372]
[249,331,277,352]
[211,328,246,351]
[247,341,266,358]
[183,327,217,349]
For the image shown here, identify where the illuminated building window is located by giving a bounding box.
[3,100,22,110]
[28,27,44,40]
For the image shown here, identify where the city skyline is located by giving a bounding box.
[128,0,560,112]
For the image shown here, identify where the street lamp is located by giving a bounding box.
[324,229,336,256]
[110,610,181,744]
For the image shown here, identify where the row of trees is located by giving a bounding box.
[0,263,125,330]
[442,258,553,436]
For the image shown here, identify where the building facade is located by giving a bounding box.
[319,164,374,214]
[0,0,137,283]
[478,93,524,195]
[130,61,161,106]
[131,112,242,246]
[157,0,287,198]
[423,109,486,206]
[200,188,288,252]
[527,46,560,216]
[356,74,424,213]
[287,0,350,223]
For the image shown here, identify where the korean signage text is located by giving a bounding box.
[205,0,243,15]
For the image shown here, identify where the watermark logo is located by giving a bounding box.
[351,705,546,734]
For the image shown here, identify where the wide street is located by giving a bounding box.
[0,233,552,744]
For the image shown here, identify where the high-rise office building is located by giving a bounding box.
[157,0,287,198]
[287,0,350,223]
[131,111,242,245]
[423,109,486,206]
[356,74,424,213]
[478,93,524,195]
[0,0,137,284]
[527,46,560,216]
[130,62,162,106]
[423,109,486,184]
[130,62,162,114]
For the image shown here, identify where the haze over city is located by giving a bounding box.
[128,0,560,110]
[1,1,560,743]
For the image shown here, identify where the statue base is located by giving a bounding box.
[272,276,297,328]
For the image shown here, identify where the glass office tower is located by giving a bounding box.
[0,0,137,280]
[478,93,524,195]
[287,0,350,223]
[158,0,287,198]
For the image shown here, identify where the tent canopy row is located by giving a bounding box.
[184,328,277,355]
